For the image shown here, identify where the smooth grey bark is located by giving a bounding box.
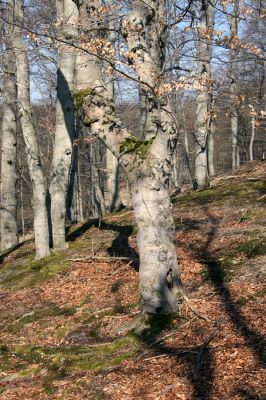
[49,0,78,250]
[76,0,183,315]
[75,0,106,218]
[208,99,216,177]
[0,6,19,251]
[194,0,215,189]
[226,0,240,170]
[104,3,122,213]
[208,124,215,176]
[67,146,84,222]
[90,140,105,218]
[12,0,50,259]
[249,106,255,162]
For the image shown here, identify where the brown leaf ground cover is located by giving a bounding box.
[0,161,265,399]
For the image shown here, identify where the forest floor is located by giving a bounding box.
[0,161,265,400]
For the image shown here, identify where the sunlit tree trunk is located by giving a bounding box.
[104,3,122,213]
[227,0,240,170]
[208,100,216,177]
[0,3,18,251]
[194,0,214,189]
[76,0,183,315]
[12,0,50,259]
[75,0,106,218]
[49,0,78,250]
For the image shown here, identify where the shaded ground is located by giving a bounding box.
[0,161,265,399]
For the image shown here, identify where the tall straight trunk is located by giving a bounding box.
[76,0,183,316]
[194,0,215,189]
[0,8,18,251]
[227,0,240,170]
[208,107,216,177]
[12,0,50,259]
[90,140,105,218]
[249,117,255,162]
[49,0,78,250]
[75,0,106,218]
[104,3,122,213]
[106,150,122,212]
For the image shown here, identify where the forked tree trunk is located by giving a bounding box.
[76,0,183,316]
[13,0,50,259]
[49,0,78,250]
[194,0,214,189]
[0,10,18,251]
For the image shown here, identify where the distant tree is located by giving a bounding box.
[194,0,215,189]
[49,0,78,250]
[0,1,19,251]
[12,0,50,259]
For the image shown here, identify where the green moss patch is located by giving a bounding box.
[120,136,154,158]
[73,88,95,109]
[0,335,139,381]
[0,253,69,290]
[173,180,266,207]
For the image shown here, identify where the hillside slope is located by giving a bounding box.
[0,161,265,400]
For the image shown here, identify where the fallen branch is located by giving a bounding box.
[66,256,132,263]
[182,294,211,322]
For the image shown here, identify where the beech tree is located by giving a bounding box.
[194,0,215,189]
[49,0,78,250]
[12,0,50,259]
[226,0,240,170]
[75,0,183,317]
[0,1,18,251]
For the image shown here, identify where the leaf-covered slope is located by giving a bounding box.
[0,161,265,399]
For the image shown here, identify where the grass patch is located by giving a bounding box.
[237,238,266,258]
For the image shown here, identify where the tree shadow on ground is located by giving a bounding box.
[67,219,139,269]
[0,242,24,265]
[140,335,214,400]
[200,209,265,366]
[137,207,265,399]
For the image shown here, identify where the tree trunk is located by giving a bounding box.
[208,115,216,177]
[194,0,215,190]
[106,150,122,212]
[104,4,122,213]
[90,140,105,218]
[12,0,50,259]
[131,172,182,314]
[75,0,183,316]
[227,0,240,170]
[0,7,19,251]
[249,116,255,162]
[49,0,78,250]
